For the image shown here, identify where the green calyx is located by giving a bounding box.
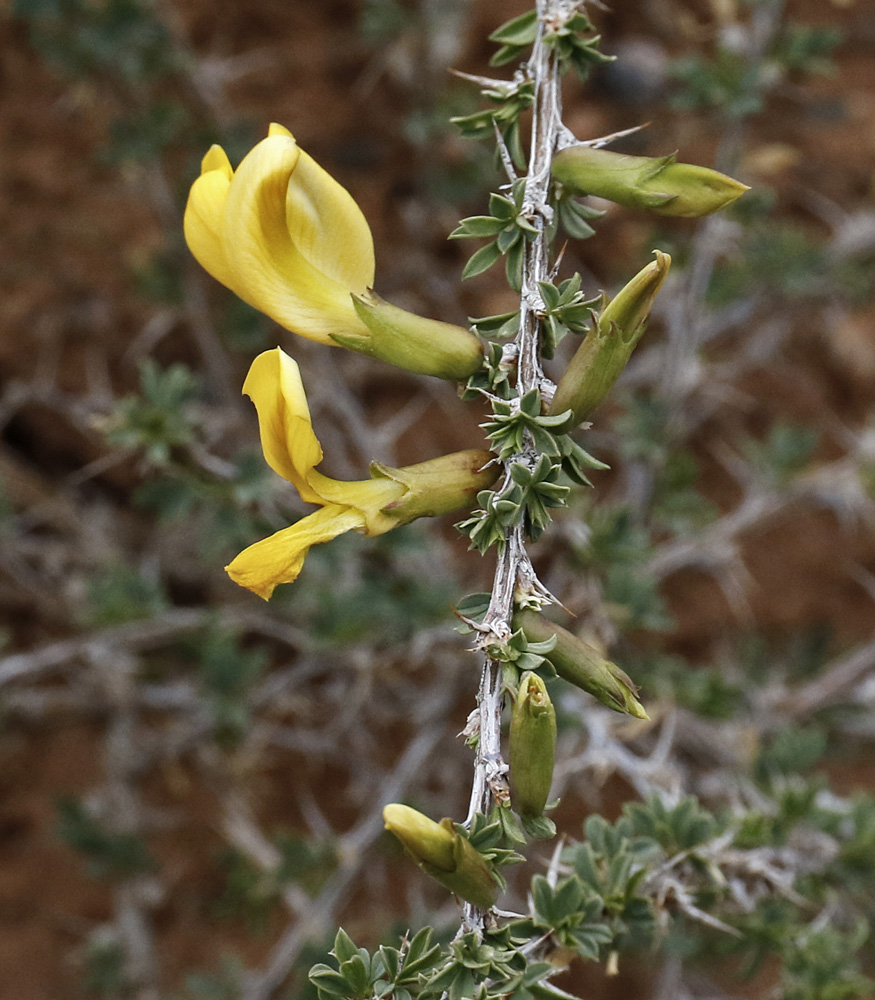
[330,291,484,381]
[373,449,499,525]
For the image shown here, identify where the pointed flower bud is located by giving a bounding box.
[226,348,498,599]
[515,609,649,720]
[184,124,482,381]
[552,144,749,218]
[550,251,670,426]
[383,804,499,909]
[509,672,557,818]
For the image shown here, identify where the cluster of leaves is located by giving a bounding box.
[451,6,610,170]
[56,797,156,880]
[215,835,337,930]
[488,8,612,82]
[104,360,271,560]
[457,389,607,552]
[670,13,841,120]
[309,788,875,1000]
[707,220,873,307]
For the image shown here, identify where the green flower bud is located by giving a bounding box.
[370,449,499,528]
[514,609,649,720]
[552,145,749,218]
[383,804,499,909]
[330,290,484,381]
[549,251,670,426]
[509,672,557,818]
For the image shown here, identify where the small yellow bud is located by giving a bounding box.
[509,672,557,817]
[550,251,670,426]
[552,145,749,218]
[515,609,649,720]
[383,804,499,909]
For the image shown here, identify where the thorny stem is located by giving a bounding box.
[462,0,566,934]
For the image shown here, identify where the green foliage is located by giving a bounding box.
[451,77,535,169]
[103,100,192,165]
[106,360,201,466]
[358,0,411,45]
[709,222,830,304]
[568,502,671,634]
[82,563,169,626]
[452,181,541,290]
[14,0,176,82]
[310,926,442,1000]
[781,922,873,1000]
[773,22,842,78]
[529,875,613,957]
[743,421,820,486]
[215,836,336,933]
[458,389,608,552]
[624,795,721,853]
[488,9,612,82]
[285,527,457,643]
[536,274,600,360]
[670,47,765,119]
[555,191,604,241]
[56,797,155,880]
[756,726,827,780]
[83,935,129,998]
[193,629,267,748]
[642,654,743,720]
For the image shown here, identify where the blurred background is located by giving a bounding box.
[1,0,875,997]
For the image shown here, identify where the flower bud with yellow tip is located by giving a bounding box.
[509,672,557,818]
[552,144,749,218]
[382,804,499,909]
[549,251,670,426]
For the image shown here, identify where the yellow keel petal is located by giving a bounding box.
[226,505,365,600]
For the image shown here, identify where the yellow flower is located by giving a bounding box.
[185,125,483,380]
[226,348,497,599]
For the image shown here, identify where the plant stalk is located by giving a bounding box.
[462,0,565,933]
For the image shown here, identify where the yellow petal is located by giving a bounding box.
[222,131,371,343]
[202,143,233,179]
[284,147,375,292]
[225,505,365,600]
[242,349,324,504]
[268,122,293,139]
[183,149,238,292]
[306,470,405,532]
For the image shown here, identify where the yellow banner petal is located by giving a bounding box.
[225,504,365,600]
[242,349,324,504]
[222,131,371,344]
[284,147,375,293]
